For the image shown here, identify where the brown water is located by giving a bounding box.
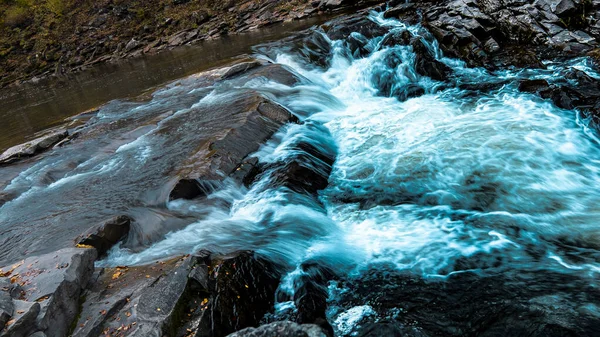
[0,15,328,152]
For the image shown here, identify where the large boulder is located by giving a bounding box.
[169,93,298,201]
[72,251,282,337]
[0,248,97,337]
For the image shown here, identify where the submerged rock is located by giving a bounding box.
[0,129,68,165]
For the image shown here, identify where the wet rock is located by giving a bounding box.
[323,15,388,41]
[261,123,337,195]
[380,30,413,48]
[170,92,296,200]
[221,60,263,79]
[383,3,416,19]
[0,300,40,337]
[293,263,336,336]
[169,179,222,201]
[228,321,328,337]
[518,79,551,93]
[71,255,200,337]
[73,251,282,337]
[0,248,96,337]
[330,265,600,337]
[76,215,132,256]
[411,37,452,81]
[189,251,282,336]
[0,129,68,165]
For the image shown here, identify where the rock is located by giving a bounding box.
[0,129,68,165]
[73,251,282,337]
[169,92,297,200]
[70,258,189,337]
[0,300,40,337]
[411,37,452,81]
[191,251,282,336]
[227,321,328,337]
[518,79,551,93]
[124,39,140,52]
[383,3,416,19]
[380,30,413,48]
[169,179,222,201]
[0,279,12,331]
[28,332,48,337]
[221,60,263,79]
[0,248,97,337]
[76,215,132,256]
[259,123,337,196]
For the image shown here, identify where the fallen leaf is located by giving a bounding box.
[17,310,24,314]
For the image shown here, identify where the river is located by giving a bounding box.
[2,9,600,337]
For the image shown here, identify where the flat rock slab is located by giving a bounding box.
[0,128,68,165]
[0,248,97,337]
[71,256,191,337]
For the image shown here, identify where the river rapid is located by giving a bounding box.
[3,10,600,336]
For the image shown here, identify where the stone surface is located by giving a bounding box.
[72,251,282,337]
[0,248,97,337]
[76,215,132,256]
[0,300,40,337]
[0,129,68,165]
[227,321,328,337]
[0,279,12,331]
[169,89,297,200]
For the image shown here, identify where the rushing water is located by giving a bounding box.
[3,9,600,336]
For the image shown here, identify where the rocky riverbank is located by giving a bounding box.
[0,0,383,87]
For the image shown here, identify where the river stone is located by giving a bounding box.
[227,321,328,337]
[70,257,189,337]
[221,60,263,79]
[0,129,68,165]
[169,93,297,200]
[0,248,96,337]
[76,215,132,256]
[0,278,12,331]
[0,300,40,337]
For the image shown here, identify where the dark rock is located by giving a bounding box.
[518,79,551,93]
[169,179,222,201]
[0,129,68,165]
[261,123,337,195]
[170,92,296,200]
[0,300,40,337]
[380,30,413,48]
[330,266,600,337]
[227,321,328,337]
[196,251,282,336]
[70,258,189,337]
[76,215,132,256]
[383,3,416,19]
[0,248,96,337]
[0,279,12,331]
[411,37,452,81]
